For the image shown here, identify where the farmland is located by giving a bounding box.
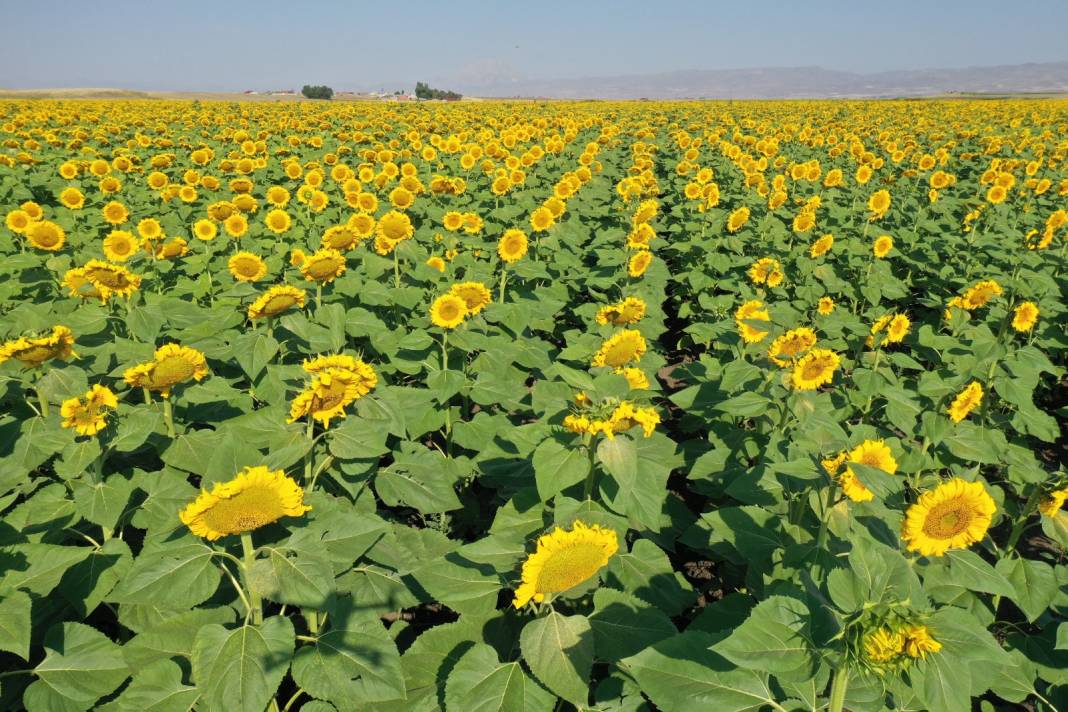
[0,98,1066,711]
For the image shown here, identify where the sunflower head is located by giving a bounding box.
[449,282,492,316]
[513,521,619,608]
[791,348,840,391]
[248,285,307,320]
[430,294,469,329]
[288,367,367,428]
[60,384,118,436]
[300,248,347,284]
[123,343,209,398]
[592,329,646,369]
[628,250,653,278]
[27,220,66,251]
[498,229,529,263]
[228,252,268,283]
[0,325,77,368]
[901,478,996,557]
[179,466,311,541]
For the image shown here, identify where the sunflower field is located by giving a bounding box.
[0,98,1066,712]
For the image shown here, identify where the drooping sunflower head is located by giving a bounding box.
[301,354,378,397]
[961,279,1002,310]
[947,381,983,423]
[498,229,529,263]
[248,285,307,320]
[288,367,366,428]
[154,237,189,260]
[809,233,834,258]
[321,225,359,252]
[592,329,646,369]
[0,325,77,368]
[300,248,347,284]
[735,299,771,344]
[791,348,840,391]
[60,384,118,436]
[902,478,996,557]
[767,327,817,367]
[123,343,209,398]
[228,252,268,283]
[726,206,750,233]
[430,294,469,329]
[513,520,619,608]
[621,246,651,276]
[449,281,492,316]
[179,465,311,541]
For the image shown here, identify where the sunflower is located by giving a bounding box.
[885,314,911,344]
[137,218,164,240]
[21,201,43,220]
[961,280,1002,309]
[873,235,893,258]
[868,189,891,219]
[839,439,898,503]
[60,385,118,436]
[592,329,646,369]
[767,327,817,367]
[1039,487,1068,518]
[513,521,618,608]
[947,381,983,423]
[426,256,446,272]
[430,294,469,329]
[791,348,840,390]
[596,297,647,326]
[748,257,783,286]
[726,206,750,233]
[301,354,378,397]
[809,233,834,258]
[498,229,528,263]
[817,297,835,315]
[632,199,659,225]
[288,368,366,427]
[26,220,66,251]
[266,186,291,206]
[863,628,905,664]
[300,248,347,284]
[228,252,268,282]
[102,201,129,225]
[901,478,996,557]
[735,300,771,344]
[627,223,655,250]
[449,281,492,316]
[986,184,1008,204]
[321,225,359,251]
[224,213,249,238]
[376,210,414,248]
[1007,301,1040,334]
[102,230,140,262]
[123,344,209,397]
[5,209,33,234]
[902,625,942,660]
[348,212,376,239]
[530,206,555,233]
[60,187,85,210]
[248,285,306,320]
[462,213,483,235]
[628,250,653,278]
[72,260,142,301]
[792,210,816,233]
[179,466,311,541]
[0,325,77,368]
[443,211,464,232]
[622,367,649,390]
[193,219,217,241]
[154,237,188,260]
[265,208,291,234]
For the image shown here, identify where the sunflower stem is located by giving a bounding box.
[241,532,263,625]
[162,397,176,438]
[142,387,151,404]
[303,416,315,487]
[36,389,49,418]
[583,436,598,500]
[499,266,508,303]
[1005,486,1042,555]
[393,249,401,288]
[828,663,850,712]
[863,347,883,416]
[304,609,320,635]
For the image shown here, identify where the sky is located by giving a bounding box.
[1,0,1067,92]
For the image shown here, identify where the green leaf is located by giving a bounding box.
[714,595,816,681]
[0,590,32,659]
[109,407,162,453]
[0,543,92,597]
[98,658,200,712]
[123,606,237,668]
[605,539,697,616]
[33,622,129,707]
[589,588,676,662]
[191,616,294,712]
[532,436,590,501]
[996,556,1057,622]
[375,449,462,514]
[290,601,405,704]
[249,546,335,608]
[943,423,1006,464]
[55,438,102,480]
[108,540,221,609]
[71,475,135,530]
[410,556,501,616]
[328,416,390,460]
[621,630,777,711]
[232,331,279,381]
[713,391,771,418]
[519,611,594,706]
[445,643,554,712]
[944,550,1014,597]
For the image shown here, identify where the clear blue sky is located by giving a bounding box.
[1,0,1066,91]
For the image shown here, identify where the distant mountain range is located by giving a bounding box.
[452,62,1068,99]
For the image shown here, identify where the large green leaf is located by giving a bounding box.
[32,622,129,708]
[191,616,294,712]
[714,595,816,681]
[444,643,554,712]
[108,540,221,609]
[519,611,594,706]
[588,587,676,662]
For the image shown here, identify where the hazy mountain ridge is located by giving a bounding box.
[452,62,1068,99]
